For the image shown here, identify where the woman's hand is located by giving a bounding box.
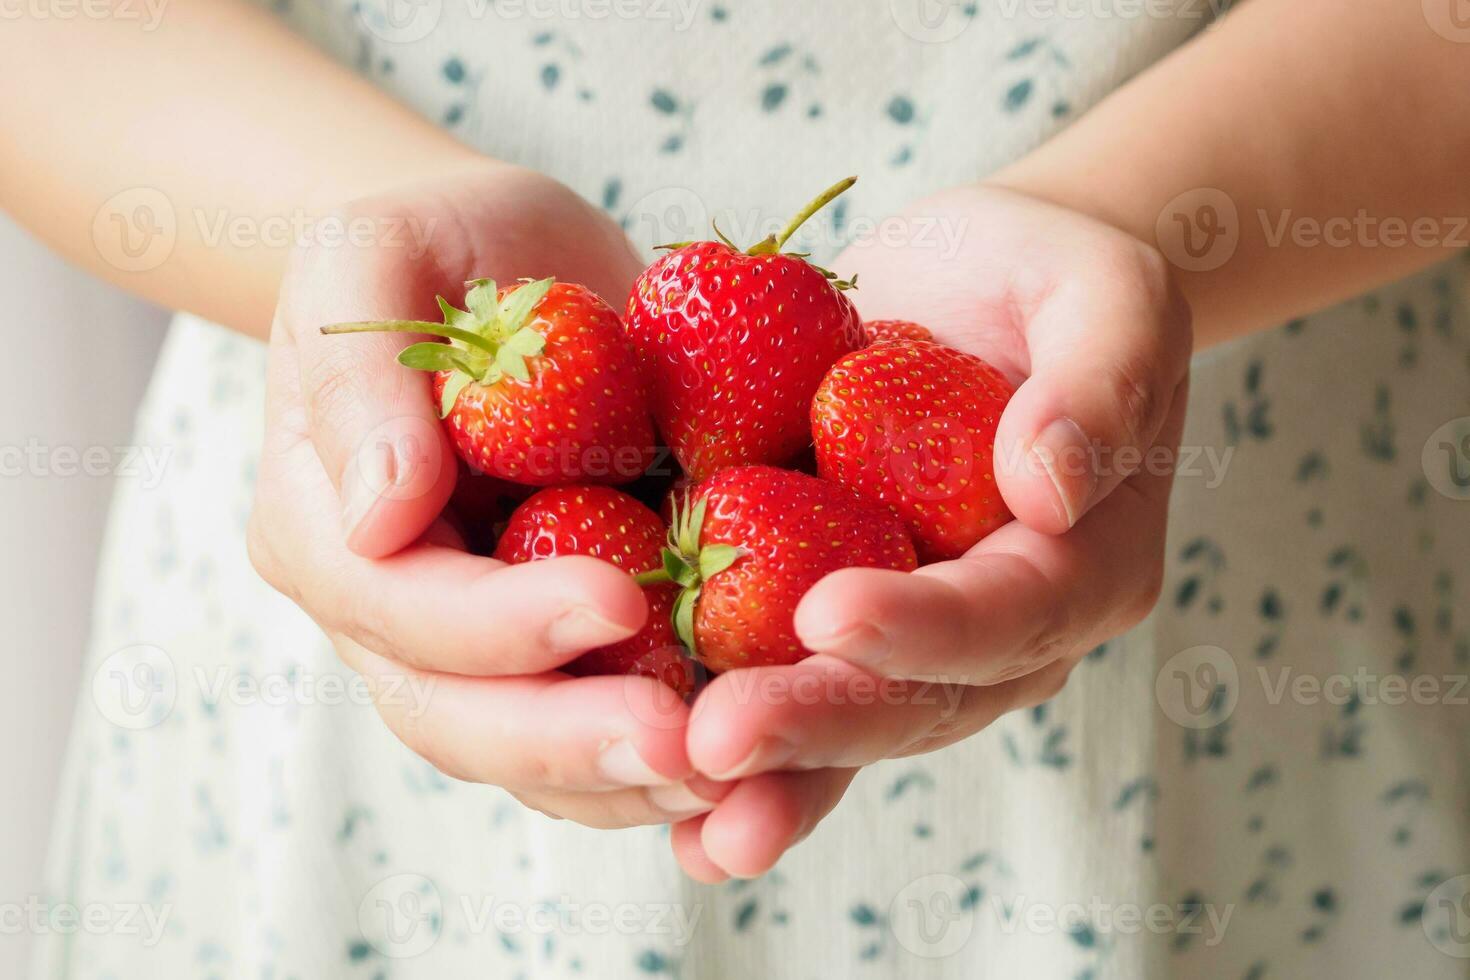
[671,185,1193,880]
[247,166,728,828]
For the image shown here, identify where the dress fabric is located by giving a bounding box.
[34,2,1470,978]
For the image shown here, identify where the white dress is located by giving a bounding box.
[36,2,1470,977]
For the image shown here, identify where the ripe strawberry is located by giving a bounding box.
[493,486,695,697]
[644,466,916,672]
[863,319,934,344]
[624,179,865,481]
[811,339,1016,564]
[323,278,657,487]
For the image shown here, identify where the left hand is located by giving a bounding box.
[669,185,1193,881]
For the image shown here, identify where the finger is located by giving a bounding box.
[797,386,1186,683]
[995,240,1192,532]
[696,768,857,879]
[251,424,647,675]
[514,777,734,831]
[278,231,462,559]
[670,816,729,883]
[341,641,695,792]
[687,656,1071,777]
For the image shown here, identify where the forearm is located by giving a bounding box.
[0,0,489,338]
[992,0,1470,349]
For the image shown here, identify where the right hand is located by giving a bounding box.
[247,165,727,827]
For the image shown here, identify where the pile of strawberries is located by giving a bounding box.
[326,178,1016,696]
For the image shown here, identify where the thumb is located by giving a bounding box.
[281,238,459,559]
[995,246,1192,534]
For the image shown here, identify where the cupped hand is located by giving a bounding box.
[673,185,1193,880]
[247,165,728,828]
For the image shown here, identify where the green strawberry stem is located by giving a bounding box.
[321,320,498,353]
[637,493,745,656]
[747,176,856,256]
[318,277,553,418]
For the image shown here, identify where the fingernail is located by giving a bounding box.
[342,445,392,541]
[801,622,890,668]
[1029,417,1097,529]
[597,739,672,787]
[648,782,717,817]
[705,737,796,781]
[548,606,631,655]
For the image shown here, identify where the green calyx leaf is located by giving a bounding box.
[319,276,555,418]
[655,490,748,659]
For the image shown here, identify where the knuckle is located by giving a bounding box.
[1101,354,1161,453]
[305,343,375,440]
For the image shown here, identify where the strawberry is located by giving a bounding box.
[811,339,1016,564]
[493,486,695,697]
[323,278,657,487]
[624,179,865,481]
[643,466,916,672]
[863,319,934,345]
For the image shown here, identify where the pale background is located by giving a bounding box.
[0,215,168,976]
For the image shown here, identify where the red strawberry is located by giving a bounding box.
[493,486,695,697]
[624,179,865,481]
[863,319,934,345]
[811,339,1016,563]
[647,466,916,672]
[324,278,657,487]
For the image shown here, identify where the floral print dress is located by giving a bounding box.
[35,2,1470,978]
